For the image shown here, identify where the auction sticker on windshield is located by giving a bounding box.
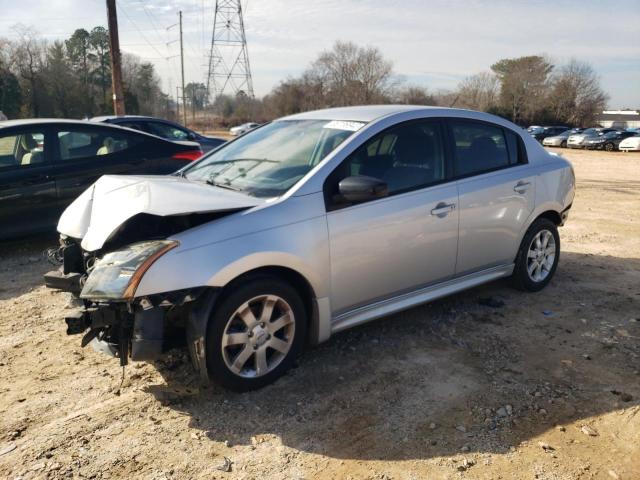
[323,120,365,131]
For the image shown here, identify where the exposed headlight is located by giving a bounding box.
[80,240,178,300]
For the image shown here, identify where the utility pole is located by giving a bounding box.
[106,0,125,115]
[179,10,187,126]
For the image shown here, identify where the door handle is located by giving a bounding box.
[430,202,456,216]
[513,181,531,193]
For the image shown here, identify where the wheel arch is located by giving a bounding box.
[217,265,319,345]
[537,209,563,226]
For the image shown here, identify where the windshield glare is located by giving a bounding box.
[184,120,361,197]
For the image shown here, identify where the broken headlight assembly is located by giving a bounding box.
[80,240,178,301]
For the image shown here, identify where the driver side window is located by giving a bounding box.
[0,130,47,169]
[327,120,447,206]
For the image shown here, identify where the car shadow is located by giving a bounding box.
[142,250,640,461]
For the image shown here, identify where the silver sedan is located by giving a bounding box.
[47,106,575,391]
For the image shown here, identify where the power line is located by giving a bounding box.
[117,1,166,60]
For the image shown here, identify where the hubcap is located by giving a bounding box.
[221,294,295,378]
[526,229,556,282]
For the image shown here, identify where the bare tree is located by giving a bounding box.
[394,85,437,105]
[309,41,394,106]
[549,59,608,126]
[10,25,48,116]
[454,72,500,111]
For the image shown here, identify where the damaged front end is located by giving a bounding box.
[44,235,217,379]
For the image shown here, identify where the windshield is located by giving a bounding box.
[184,119,362,197]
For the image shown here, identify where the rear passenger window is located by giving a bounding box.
[57,130,141,161]
[504,129,521,165]
[451,121,510,176]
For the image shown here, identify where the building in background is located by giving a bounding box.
[595,110,640,130]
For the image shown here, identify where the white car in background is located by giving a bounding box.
[618,135,640,152]
[229,122,260,136]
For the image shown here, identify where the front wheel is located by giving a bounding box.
[560,140,567,148]
[511,218,560,292]
[605,142,614,152]
[205,277,307,391]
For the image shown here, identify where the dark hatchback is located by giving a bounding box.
[92,115,226,153]
[0,119,202,240]
[528,126,569,143]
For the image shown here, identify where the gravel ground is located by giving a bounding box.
[0,148,639,480]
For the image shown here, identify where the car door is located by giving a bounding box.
[52,125,147,212]
[448,119,535,275]
[324,120,459,315]
[0,126,58,238]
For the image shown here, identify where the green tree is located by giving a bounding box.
[0,40,22,118]
[46,41,80,117]
[89,26,110,113]
[491,56,553,124]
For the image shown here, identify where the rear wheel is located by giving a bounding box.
[605,142,614,152]
[206,276,306,391]
[560,140,567,148]
[511,218,560,292]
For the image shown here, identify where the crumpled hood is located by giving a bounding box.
[57,175,264,251]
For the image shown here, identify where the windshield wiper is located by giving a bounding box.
[205,179,242,191]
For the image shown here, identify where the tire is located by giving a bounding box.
[605,142,614,152]
[205,276,307,391]
[560,140,567,148]
[511,218,560,292]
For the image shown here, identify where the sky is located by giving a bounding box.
[1,0,639,108]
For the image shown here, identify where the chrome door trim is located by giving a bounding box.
[331,263,514,333]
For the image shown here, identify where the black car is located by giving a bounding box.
[529,126,569,143]
[583,130,638,151]
[0,119,203,239]
[92,115,226,152]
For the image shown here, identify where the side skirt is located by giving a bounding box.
[331,264,514,334]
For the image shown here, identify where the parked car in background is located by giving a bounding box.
[528,126,568,143]
[0,119,202,239]
[542,130,575,148]
[229,122,260,136]
[567,128,617,149]
[45,105,575,391]
[619,135,640,152]
[583,131,637,151]
[92,115,226,153]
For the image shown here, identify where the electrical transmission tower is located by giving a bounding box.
[206,0,254,101]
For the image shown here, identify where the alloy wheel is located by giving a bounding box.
[221,294,295,378]
[526,229,556,282]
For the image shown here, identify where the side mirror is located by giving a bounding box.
[187,132,198,140]
[338,175,388,204]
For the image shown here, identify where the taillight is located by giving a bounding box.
[172,149,202,161]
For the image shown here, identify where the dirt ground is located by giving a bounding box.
[0,148,639,480]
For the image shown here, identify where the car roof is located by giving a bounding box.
[0,118,107,128]
[0,118,191,143]
[90,115,161,122]
[280,105,443,122]
[0,118,162,129]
